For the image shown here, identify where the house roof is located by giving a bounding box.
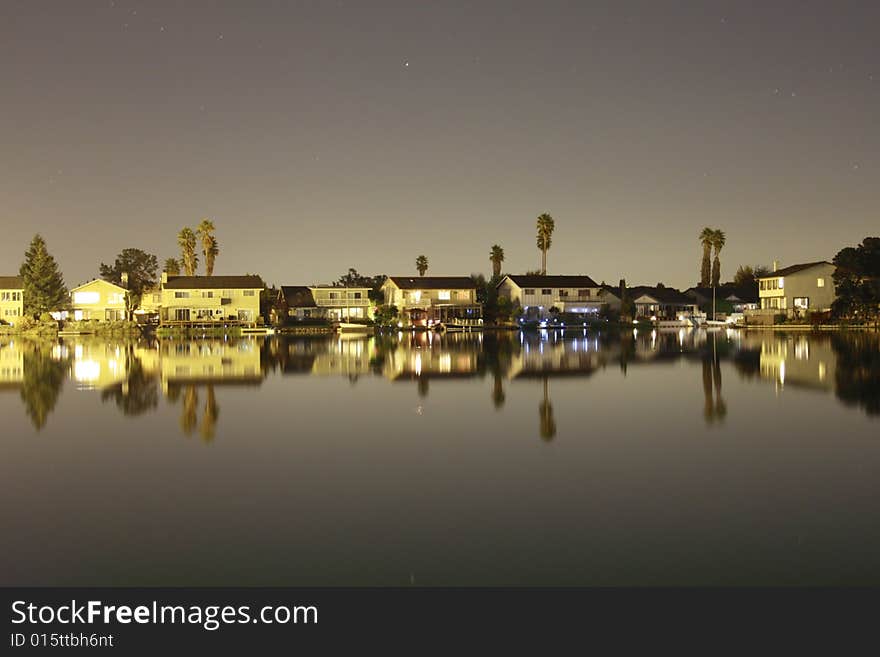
[387,276,476,290]
[685,285,758,304]
[0,276,23,289]
[163,275,264,290]
[628,286,693,305]
[500,274,599,288]
[279,286,317,308]
[70,278,127,293]
[759,261,833,278]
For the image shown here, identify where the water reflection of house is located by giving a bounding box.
[66,341,130,390]
[742,333,836,391]
[274,336,374,377]
[382,333,482,380]
[507,333,606,379]
[0,339,24,388]
[138,339,264,390]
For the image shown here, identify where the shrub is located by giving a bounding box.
[39,312,55,322]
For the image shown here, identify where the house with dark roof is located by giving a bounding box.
[278,285,373,322]
[496,275,612,318]
[752,261,836,320]
[599,284,698,321]
[0,276,24,326]
[684,284,759,313]
[158,272,264,324]
[381,276,481,327]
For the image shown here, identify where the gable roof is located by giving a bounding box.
[758,261,833,278]
[0,276,23,289]
[500,274,599,288]
[629,286,693,305]
[70,278,127,293]
[386,276,476,290]
[163,275,264,290]
[685,285,758,304]
[279,286,317,308]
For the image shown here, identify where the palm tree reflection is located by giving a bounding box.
[539,376,556,441]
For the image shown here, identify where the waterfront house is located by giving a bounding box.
[0,276,24,325]
[278,285,373,322]
[381,276,481,326]
[684,285,759,313]
[70,277,128,321]
[750,261,836,322]
[158,273,263,324]
[496,275,608,318]
[629,286,698,320]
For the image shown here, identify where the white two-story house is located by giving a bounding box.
[755,261,836,319]
[279,285,373,321]
[496,275,607,318]
[381,276,481,327]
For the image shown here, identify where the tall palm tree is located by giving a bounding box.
[489,244,505,278]
[415,255,429,277]
[163,257,180,276]
[536,213,555,275]
[177,228,198,276]
[196,218,216,276]
[205,235,219,276]
[699,227,714,287]
[711,229,726,287]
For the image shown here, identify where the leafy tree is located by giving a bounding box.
[415,255,429,276]
[524,269,543,276]
[335,269,387,302]
[177,227,198,276]
[619,278,634,319]
[164,257,181,276]
[832,236,880,321]
[19,234,68,317]
[489,244,505,278]
[99,248,158,311]
[699,227,713,287]
[536,213,555,275]
[733,265,755,286]
[711,229,726,287]
[197,218,218,276]
[373,304,399,326]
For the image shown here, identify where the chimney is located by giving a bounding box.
[161,271,168,286]
[773,260,779,272]
[120,272,129,288]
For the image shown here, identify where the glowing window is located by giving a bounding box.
[817,278,825,287]
[438,290,451,300]
[73,291,100,304]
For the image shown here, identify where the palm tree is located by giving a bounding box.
[163,257,181,276]
[489,244,505,278]
[699,227,714,287]
[711,229,726,287]
[415,255,429,277]
[536,213,555,275]
[177,228,198,276]
[205,235,219,276]
[197,218,217,276]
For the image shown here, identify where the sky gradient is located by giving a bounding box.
[1,0,877,289]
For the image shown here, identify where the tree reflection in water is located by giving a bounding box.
[20,341,68,431]
[831,332,880,416]
[539,376,556,441]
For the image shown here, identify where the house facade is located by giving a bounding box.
[381,276,481,327]
[158,273,263,324]
[496,275,606,318]
[755,261,836,318]
[0,276,24,325]
[278,285,373,321]
[685,285,759,313]
[70,278,128,321]
[629,286,698,320]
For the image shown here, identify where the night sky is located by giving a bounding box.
[1,1,877,288]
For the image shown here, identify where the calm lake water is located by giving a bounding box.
[1,329,879,586]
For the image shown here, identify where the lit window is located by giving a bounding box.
[438,290,451,300]
[73,291,100,304]
[794,297,809,309]
[817,278,824,287]
[778,278,784,289]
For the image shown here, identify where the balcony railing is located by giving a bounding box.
[315,297,370,307]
